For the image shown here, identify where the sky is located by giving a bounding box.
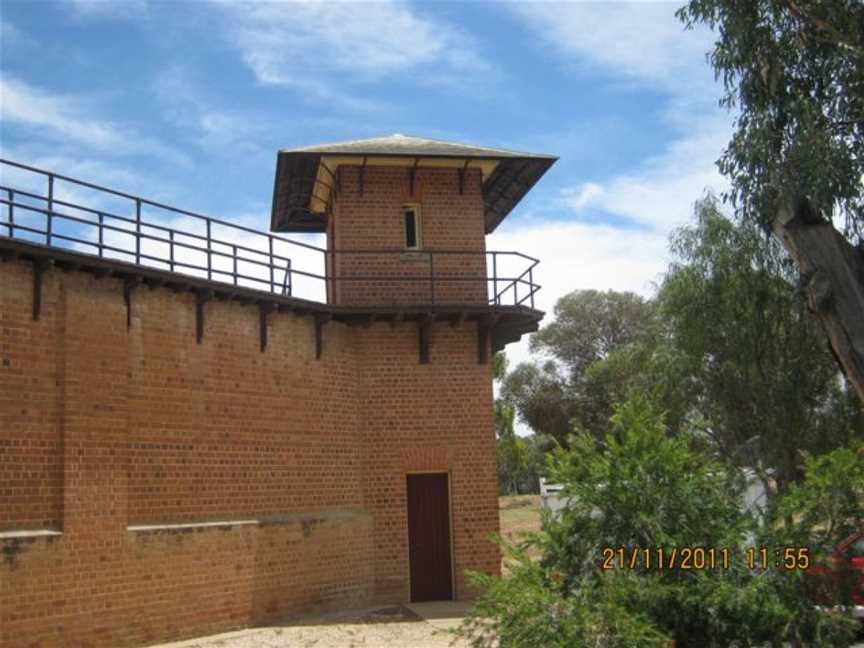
[0,0,733,425]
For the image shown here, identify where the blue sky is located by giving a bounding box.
[0,0,733,373]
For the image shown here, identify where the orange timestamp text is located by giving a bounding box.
[601,546,811,571]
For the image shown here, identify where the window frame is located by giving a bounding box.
[403,204,423,250]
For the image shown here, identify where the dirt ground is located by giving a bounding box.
[153,602,470,648]
[498,495,541,539]
[152,497,541,648]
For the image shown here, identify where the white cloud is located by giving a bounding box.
[207,0,495,101]
[500,115,731,385]
[2,77,128,149]
[490,219,669,368]
[502,0,733,347]
[0,77,190,166]
[507,1,716,96]
[563,117,731,231]
[507,0,733,232]
[154,66,269,156]
[565,182,604,210]
[1,20,23,44]
[496,118,731,437]
[65,0,148,18]
[487,3,734,438]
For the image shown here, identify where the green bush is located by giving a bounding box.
[456,394,860,647]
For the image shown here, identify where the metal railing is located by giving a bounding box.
[0,159,540,308]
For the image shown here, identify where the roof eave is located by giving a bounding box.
[271,150,558,234]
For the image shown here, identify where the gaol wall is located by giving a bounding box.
[0,258,500,648]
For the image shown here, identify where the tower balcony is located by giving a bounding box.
[0,159,542,352]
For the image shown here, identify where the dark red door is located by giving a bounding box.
[406,473,453,602]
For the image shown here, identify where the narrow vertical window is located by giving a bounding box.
[404,205,421,249]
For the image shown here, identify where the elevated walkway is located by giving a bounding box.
[0,159,543,358]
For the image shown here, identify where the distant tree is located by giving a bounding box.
[531,289,651,380]
[501,361,581,448]
[677,0,864,401]
[493,350,508,382]
[494,352,541,495]
[495,401,529,495]
[501,290,653,446]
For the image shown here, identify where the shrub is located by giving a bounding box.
[456,394,860,647]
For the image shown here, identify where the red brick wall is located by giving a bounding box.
[0,258,501,647]
[0,262,63,531]
[331,166,489,306]
[125,289,363,524]
[355,323,500,601]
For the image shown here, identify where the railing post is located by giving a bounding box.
[429,251,435,305]
[529,267,535,309]
[46,174,54,246]
[233,245,238,286]
[169,231,175,272]
[206,219,212,281]
[492,252,498,305]
[6,189,13,237]
[286,258,292,297]
[514,276,518,305]
[98,214,104,257]
[269,236,275,293]
[135,198,141,264]
[323,250,329,303]
[326,250,333,304]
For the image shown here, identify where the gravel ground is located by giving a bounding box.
[151,602,471,648]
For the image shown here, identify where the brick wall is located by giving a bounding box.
[0,258,501,647]
[0,262,63,531]
[331,166,489,306]
[355,323,500,601]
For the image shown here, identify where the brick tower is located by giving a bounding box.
[0,135,556,647]
[271,134,555,313]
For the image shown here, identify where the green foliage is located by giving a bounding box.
[495,352,543,495]
[500,199,861,495]
[458,395,860,647]
[459,562,671,648]
[676,0,864,243]
[493,351,509,382]
[658,196,862,493]
[495,401,529,495]
[759,439,864,641]
[530,289,651,381]
[545,395,747,556]
[773,439,864,548]
[501,361,581,447]
[502,290,653,446]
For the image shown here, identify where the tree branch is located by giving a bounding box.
[780,0,864,56]
[773,196,864,402]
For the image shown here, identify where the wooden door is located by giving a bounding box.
[406,473,453,602]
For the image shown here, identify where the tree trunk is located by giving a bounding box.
[772,198,864,402]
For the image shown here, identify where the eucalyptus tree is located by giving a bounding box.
[677,0,864,400]
[657,196,861,494]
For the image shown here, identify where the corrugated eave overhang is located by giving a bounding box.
[270,149,557,234]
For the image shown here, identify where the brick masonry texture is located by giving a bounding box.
[0,255,501,647]
[330,166,488,306]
